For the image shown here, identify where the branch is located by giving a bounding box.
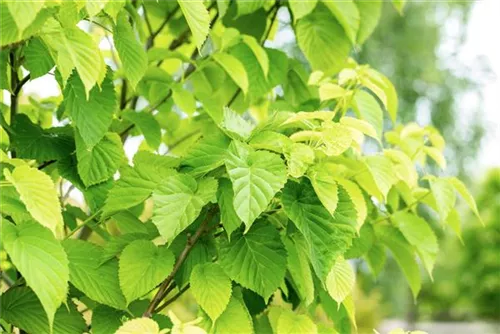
[154,284,190,313]
[143,207,217,317]
[147,6,180,49]
[38,159,56,170]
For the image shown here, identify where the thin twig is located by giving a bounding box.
[154,285,190,313]
[143,207,217,317]
[64,210,103,240]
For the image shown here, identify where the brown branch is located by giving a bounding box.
[143,207,217,317]
[154,284,190,313]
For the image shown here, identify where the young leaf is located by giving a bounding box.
[225,141,287,230]
[213,52,249,95]
[219,222,287,300]
[114,11,148,89]
[119,240,175,305]
[4,165,64,237]
[190,263,232,322]
[64,69,116,149]
[276,309,317,334]
[75,132,125,187]
[393,212,438,278]
[115,318,160,334]
[326,258,355,304]
[63,240,127,310]
[308,163,339,216]
[178,0,210,52]
[6,1,44,33]
[285,143,315,178]
[288,0,317,20]
[211,296,253,334]
[376,225,421,299]
[430,178,456,223]
[447,176,483,225]
[152,175,217,242]
[2,221,69,328]
[220,107,254,141]
[352,90,383,138]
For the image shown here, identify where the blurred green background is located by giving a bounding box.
[353,1,500,332]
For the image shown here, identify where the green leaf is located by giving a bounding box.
[182,132,231,176]
[340,116,379,143]
[119,240,175,304]
[318,123,353,156]
[308,163,339,216]
[4,165,64,237]
[75,132,125,187]
[319,83,347,101]
[296,5,351,75]
[219,221,287,300]
[284,234,315,306]
[10,114,74,162]
[101,232,150,264]
[430,178,456,223]
[24,37,55,79]
[354,0,382,44]
[361,68,398,123]
[152,175,217,242]
[213,52,249,95]
[217,178,242,238]
[393,212,438,278]
[376,225,421,299]
[356,155,397,202]
[336,178,367,231]
[63,239,127,309]
[64,69,116,149]
[220,107,254,141]
[282,179,356,280]
[285,143,315,178]
[345,224,375,259]
[392,0,407,14]
[211,296,254,334]
[236,0,265,17]
[445,208,463,243]
[447,176,483,225]
[323,0,360,45]
[225,141,287,230]
[229,42,269,100]
[277,309,317,334]
[365,243,386,277]
[6,1,44,33]
[91,305,127,334]
[103,159,177,215]
[178,0,210,52]
[116,318,160,334]
[289,0,317,20]
[172,84,197,115]
[242,35,269,76]
[191,263,232,321]
[122,110,162,149]
[2,221,69,328]
[352,90,383,138]
[0,287,86,334]
[45,26,106,96]
[326,258,355,303]
[114,10,148,89]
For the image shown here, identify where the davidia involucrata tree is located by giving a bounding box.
[0,0,482,333]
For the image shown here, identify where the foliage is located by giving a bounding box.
[417,168,500,321]
[0,0,481,333]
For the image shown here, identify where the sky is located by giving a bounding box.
[12,0,500,173]
[461,0,500,170]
